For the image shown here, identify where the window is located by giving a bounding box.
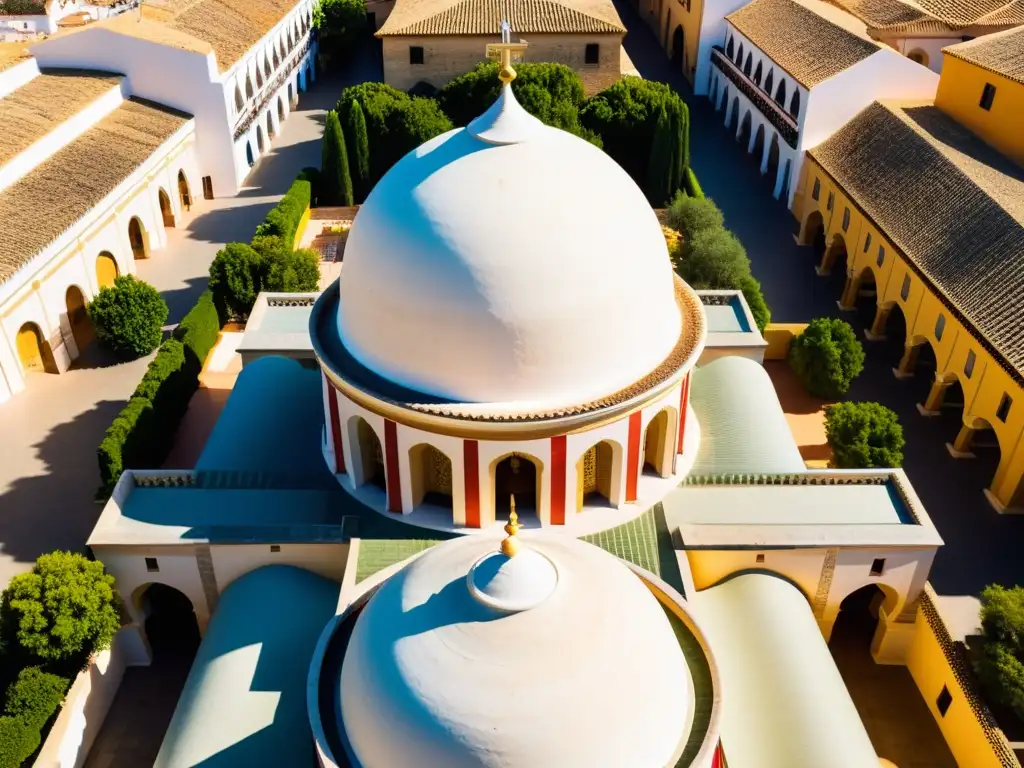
[764,69,773,95]
[775,79,786,106]
[789,89,800,118]
[585,43,600,65]
[755,553,765,563]
[980,83,996,110]
[726,37,734,59]
[863,232,872,252]
[877,245,885,267]
[964,350,976,378]
[737,43,744,65]
[202,176,214,200]
[997,393,1012,422]
[753,60,762,85]
[270,544,281,553]
[937,686,953,717]
[409,46,424,65]
[744,53,752,77]
[870,558,885,576]
[842,207,850,231]
[935,314,946,341]
[145,557,160,573]
[811,178,820,201]
[826,191,834,211]
[900,275,911,301]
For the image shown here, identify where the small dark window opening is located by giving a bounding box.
[755,553,765,563]
[877,245,885,267]
[811,178,820,201]
[789,89,800,118]
[826,191,834,211]
[764,69,774,95]
[937,686,953,717]
[964,350,976,378]
[585,43,600,65]
[743,53,752,77]
[410,46,424,65]
[901,275,911,301]
[997,393,1012,422]
[202,176,214,200]
[726,37,734,59]
[774,78,786,106]
[870,558,885,576]
[842,207,851,231]
[980,83,996,110]
[145,557,160,573]
[737,43,744,65]
[863,233,872,252]
[935,314,946,341]
[753,61,762,85]
[270,544,281,553]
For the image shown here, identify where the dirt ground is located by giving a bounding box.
[764,361,833,468]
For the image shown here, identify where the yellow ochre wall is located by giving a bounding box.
[644,0,704,85]
[762,323,809,360]
[907,589,1018,768]
[793,157,1024,511]
[936,55,1024,167]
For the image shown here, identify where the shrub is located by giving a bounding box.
[676,227,751,290]
[4,666,68,730]
[738,273,771,333]
[975,585,1024,719]
[685,167,704,199]
[253,176,311,249]
[788,317,866,398]
[321,110,354,206]
[0,716,35,768]
[87,275,167,359]
[0,552,119,664]
[264,248,320,292]
[580,77,689,188]
[825,401,904,468]
[313,0,367,59]
[209,242,265,322]
[341,99,371,201]
[665,192,724,239]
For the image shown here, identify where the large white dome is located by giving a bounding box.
[337,86,682,409]
[338,533,691,767]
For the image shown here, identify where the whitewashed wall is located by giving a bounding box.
[210,542,348,593]
[98,548,210,632]
[890,36,960,73]
[0,55,40,98]
[692,0,765,96]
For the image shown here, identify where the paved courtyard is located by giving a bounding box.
[616,2,1024,624]
[0,48,381,589]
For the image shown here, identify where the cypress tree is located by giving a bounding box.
[646,104,673,207]
[321,110,354,206]
[343,99,371,202]
[669,99,687,194]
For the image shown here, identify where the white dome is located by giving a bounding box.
[339,533,691,768]
[337,86,682,409]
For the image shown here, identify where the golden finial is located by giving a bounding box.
[500,498,521,557]
[499,47,516,86]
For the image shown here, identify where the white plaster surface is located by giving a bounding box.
[340,532,692,768]
[337,88,681,409]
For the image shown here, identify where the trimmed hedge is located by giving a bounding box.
[0,666,70,768]
[253,175,313,250]
[0,716,34,768]
[97,291,219,495]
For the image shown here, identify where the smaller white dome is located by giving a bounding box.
[466,547,559,613]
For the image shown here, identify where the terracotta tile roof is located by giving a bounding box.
[943,25,1024,83]
[809,100,1024,379]
[0,98,190,284]
[0,69,123,168]
[0,42,32,72]
[377,0,625,37]
[829,0,1024,31]
[726,0,880,88]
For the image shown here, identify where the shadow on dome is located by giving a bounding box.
[370,571,503,642]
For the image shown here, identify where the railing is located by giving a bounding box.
[711,46,798,149]
[233,37,312,141]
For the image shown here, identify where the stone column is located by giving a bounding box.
[865,304,891,341]
[814,246,833,276]
[947,424,976,459]
[893,344,919,379]
[837,269,859,311]
[918,375,951,416]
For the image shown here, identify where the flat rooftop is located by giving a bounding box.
[235,293,316,359]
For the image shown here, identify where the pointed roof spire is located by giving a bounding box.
[500,500,521,557]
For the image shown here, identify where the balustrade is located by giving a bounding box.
[233,37,312,140]
[711,46,798,149]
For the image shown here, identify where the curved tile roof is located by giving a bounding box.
[377,0,625,36]
[943,25,1024,83]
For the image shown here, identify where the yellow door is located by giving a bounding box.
[16,323,55,373]
[96,252,118,288]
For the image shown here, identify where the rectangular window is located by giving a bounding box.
[937,686,953,717]
[980,83,996,111]
[202,176,214,200]
[270,544,281,553]
[964,350,976,378]
[870,558,885,576]
[876,245,885,267]
[900,275,911,301]
[863,232,872,253]
[755,553,765,563]
[997,393,1012,423]
[935,314,945,341]
[409,46,424,65]
[842,207,851,232]
[827,191,834,211]
[811,178,820,201]
[585,44,600,64]
[145,557,160,573]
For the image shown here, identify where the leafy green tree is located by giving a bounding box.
[341,99,371,201]
[0,552,120,664]
[264,248,321,292]
[738,273,771,333]
[825,401,904,468]
[209,242,265,321]
[665,192,724,238]
[321,110,354,206]
[581,77,689,188]
[788,317,866,398]
[676,228,751,290]
[646,104,674,206]
[313,0,367,59]
[87,275,167,359]
[975,585,1024,719]
[438,62,582,126]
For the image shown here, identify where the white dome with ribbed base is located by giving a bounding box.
[336,85,682,409]
[338,533,691,768]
